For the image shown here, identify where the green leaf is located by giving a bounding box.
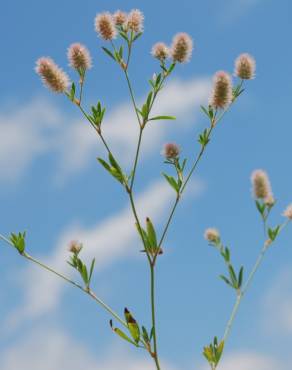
[168,63,176,74]
[142,326,150,343]
[124,308,140,344]
[146,91,153,108]
[238,266,244,288]
[148,115,176,121]
[102,47,116,61]
[228,265,238,288]
[110,321,138,346]
[70,83,76,101]
[146,218,157,248]
[88,258,95,285]
[200,105,210,117]
[162,173,179,193]
[97,158,111,172]
[9,231,26,254]
[133,32,143,41]
[219,275,232,287]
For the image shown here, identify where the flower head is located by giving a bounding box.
[67,43,92,71]
[95,12,117,40]
[35,57,70,93]
[204,228,220,244]
[251,169,272,200]
[264,194,275,207]
[68,240,82,254]
[151,42,169,61]
[162,143,180,159]
[283,204,292,220]
[127,9,144,33]
[113,10,127,26]
[209,71,233,109]
[234,53,256,80]
[171,33,193,63]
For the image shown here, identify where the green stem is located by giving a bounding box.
[222,220,290,345]
[0,233,127,328]
[150,263,161,370]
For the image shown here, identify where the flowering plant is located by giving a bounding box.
[1,8,291,370]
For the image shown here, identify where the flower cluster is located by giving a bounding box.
[151,32,193,64]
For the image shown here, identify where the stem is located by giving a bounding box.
[222,220,290,345]
[150,263,161,370]
[130,126,143,190]
[0,233,127,328]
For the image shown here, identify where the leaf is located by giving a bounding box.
[102,47,116,61]
[238,266,244,288]
[146,91,153,108]
[146,218,157,248]
[10,231,26,254]
[228,265,238,288]
[162,173,179,193]
[168,63,176,74]
[148,115,176,121]
[97,158,111,172]
[124,308,140,344]
[219,275,232,287]
[133,32,143,41]
[200,105,210,117]
[110,321,138,346]
[88,258,96,284]
[70,83,76,101]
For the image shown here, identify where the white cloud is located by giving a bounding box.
[0,325,177,370]
[216,351,282,370]
[5,178,204,329]
[0,77,210,184]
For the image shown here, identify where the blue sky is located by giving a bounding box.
[0,1,292,369]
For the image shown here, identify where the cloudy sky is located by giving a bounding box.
[0,0,292,369]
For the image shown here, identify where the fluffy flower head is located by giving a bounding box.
[283,204,292,220]
[171,33,193,63]
[95,12,117,40]
[67,43,92,71]
[251,169,272,200]
[127,9,144,33]
[35,57,70,93]
[234,53,256,80]
[209,71,233,109]
[162,143,180,159]
[204,228,220,244]
[113,10,127,26]
[68,240,82,254]
[151,42,169,61]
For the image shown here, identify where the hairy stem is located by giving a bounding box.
[150,263,161,370]
[0,233,127,328]
[222,220,290,347]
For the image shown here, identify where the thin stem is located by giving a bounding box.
[130,126,143,190]
[0,233,127,328]
[222,220,290,345]
[150,263,161,370]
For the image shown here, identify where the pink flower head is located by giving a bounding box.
[234,53,256,80]
[127,9,144,33]
[209,71,233,109]
[251,169,272,200]
[95,12,117,40]
[204,228,220,244]
[171,32,193,63]
[68,240,82,254]
[162,143,180,159]
[283,204,292,220]
[67,43,92,71]
[35,57,70,93]
[151,42,169,61]
[113,10,127,26]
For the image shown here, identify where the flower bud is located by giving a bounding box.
[68,240,82,254]
[162,143,180,159]
[209,71,233,109]
[127,9,144,33]
[204,228,220,244]
[113,10,127,26]
[251,169,272,200]
[151,42,169,61]
[234,53,256,80]
[67,43,92,71]
[171,33,193,63]
[95,12,117,40]
[35,57,70,93]
[283,204,292,220]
